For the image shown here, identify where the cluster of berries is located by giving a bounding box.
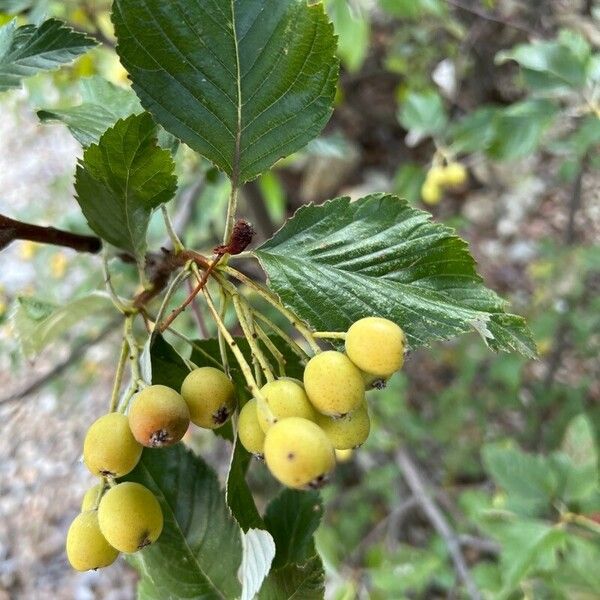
[67,367,237,571]
[66,317,405,570]
[421,162,468,205]
[238,317,406,490]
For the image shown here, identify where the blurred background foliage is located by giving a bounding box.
[0,0,599,599]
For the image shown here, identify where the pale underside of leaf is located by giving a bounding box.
[256,194,536,357]
[239,529,276,600]
[112,0,338,183]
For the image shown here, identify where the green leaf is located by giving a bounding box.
[227,439,264,531]
[37,76,143,146]
[380,0,447,18]
[255,194,536,357]
[264,489,323,569]
[149,334,190,391]
[488,100,557,161]
[482,442,558,516]
[240,529,276,600]
[12,292,113,358]
[258,556,325,600]
[112,0,338,183]
[558,414,598,503]
[392,162,426,203]
[326,0,369,73]
[74,113,177,261]
[496,31,591,91]
[448,106,499,154]
[398,90,447,141]
[483,519,567,596]
[0,18,97,91]
[125,445,243,599]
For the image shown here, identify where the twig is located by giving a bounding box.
[0,213,101,254]
[395,448,482,600]
[445,0,544,38]
[186,277,210,338]
[0,321,119,406]
[542,158,586,391]
[156,256,221,332]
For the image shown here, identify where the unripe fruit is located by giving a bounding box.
[303,351,364,417]
[83,413,142,477]
[238,399,265,456]
[66,511,119,571]
[180,367,236,429]
[81,483,104,512]
[98,482,163,553]
[264,418,335,489]
[257,379,316,432]
[441,162,467,187]
[128,385,190,447]
[346,317,406,377]
[315,403,370,449]
[426,165,447,186]
[421,179,442,205]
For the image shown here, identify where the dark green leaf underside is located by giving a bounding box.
[112,0,338,182]
[256,194,536,357]
[0,18,97,91]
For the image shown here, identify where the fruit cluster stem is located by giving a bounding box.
[232,294,275,383]
[313,331,347,340]
[109,333,130,413]
[202,287,274,425]
[221,266,321,354]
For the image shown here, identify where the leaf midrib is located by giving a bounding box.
[139,461,228,600]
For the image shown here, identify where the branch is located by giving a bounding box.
[0,214,101,254]
[0,320,119,406]
[395,449,482,600]
[446,0,544,38]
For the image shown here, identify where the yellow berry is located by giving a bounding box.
[257,379,316,432]
[264,418,335,489]
[66,511,119,571]
[441,162,468,187]
[81,483,105,512]
[421,179,442,205]
[426,165,447,186]
[335,448,354,463]
[128,385,190,447]
[180,367,236,429]
[83,413,142,477]
[98,482,163,553]
[315,403,370,449]
[238,399,265,456]
[303,351,365,417]
[345,317,406,377]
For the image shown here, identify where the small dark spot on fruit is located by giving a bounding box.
[254,453,264,461]
[307,474,328,489]
[212,406,230,425]
[287,452,295,460]
[149,429,171,447]
[138,532,151,549]
[252,332,258,339]
[372,378,387,390]
[100,469,115,477]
